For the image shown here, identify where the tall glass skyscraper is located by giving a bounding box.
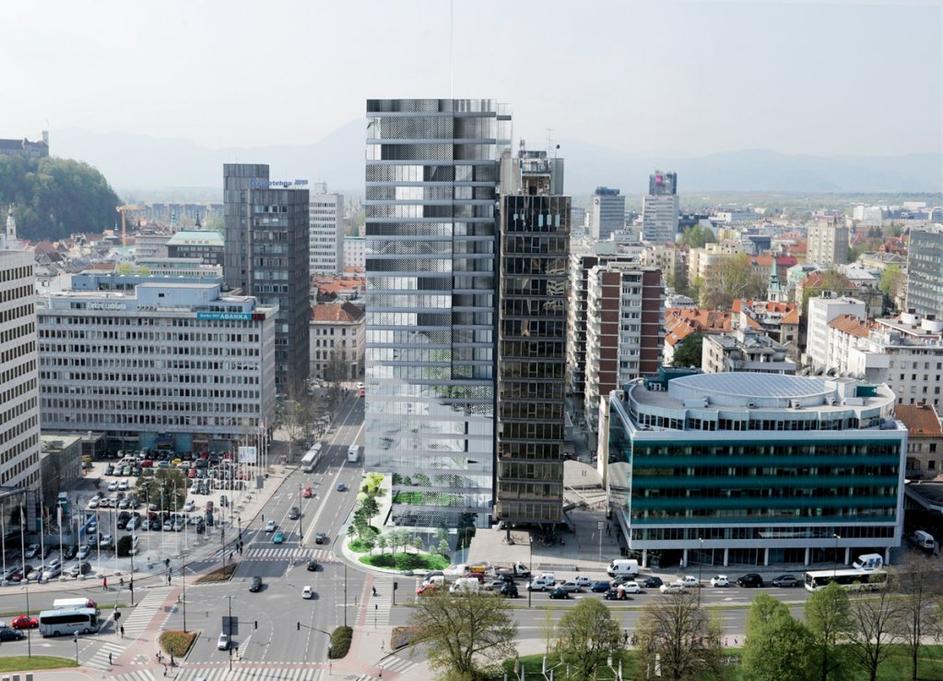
[364,99,511,529]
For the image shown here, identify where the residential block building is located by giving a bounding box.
[309,301,365,381]
[807,214,849,266]
[702,328,796,374]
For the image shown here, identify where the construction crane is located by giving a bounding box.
[115,204,144,246]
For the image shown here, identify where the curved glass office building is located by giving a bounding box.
[364,99,512,529]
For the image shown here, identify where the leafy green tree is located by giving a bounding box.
[375,534,387,554]
[0,156,120,241]
[800,268,850,317]
[699,253,767,309]
[895,555,942,681]
[409,590,517,680]
[672,333,703,369]
[846,589,903,681]
[878,264,905,308]
[805,582,852,681]
[136,468,186,511]
[554,599,621,680]
[679,224,716,249]
[746,592,790,637]
[742,607,817,681]
[634,591,725,681]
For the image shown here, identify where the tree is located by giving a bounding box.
[554,599,622,680]
[375,534,388,554]
[800,269,850,318]
[805,582,852,681]
[409,590,517,680]
[878,264,905,308]
[699,253,767,309]
[895,554,942,681]
[845,589,904,681]
[634,591,725,681]
[672,333,703,369]
[742,606,817,681]
[679,224,716,249]
[136,468,186,511]
[745,592,790,637]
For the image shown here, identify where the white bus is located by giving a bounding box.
[38,607,99,637]
[52,597,98,611]
[301,444,322,473]
[347,445,360,463]
[804,568,888,592]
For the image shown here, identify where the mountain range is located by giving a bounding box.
[53,123,941,200]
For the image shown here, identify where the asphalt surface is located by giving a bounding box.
[168,392,367,667]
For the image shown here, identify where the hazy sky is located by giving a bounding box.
[3,0,940,156]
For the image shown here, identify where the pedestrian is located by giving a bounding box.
[372,585,377,596]
[108,652,113,665]
[120,625,125,638]
[163,664,167,677]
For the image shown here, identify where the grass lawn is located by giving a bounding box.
[160,630,198,657]
[359,551,449,571]
[194,562,238,584]
[0,656,77,672]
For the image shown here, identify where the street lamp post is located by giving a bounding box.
[528,534,533,609]
[297,484,303,542]
[832,533,841,577]
[697,537,703,607]
[24,583,31,657]
[227,594,233,671]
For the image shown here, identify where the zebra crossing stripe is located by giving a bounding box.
[381,656,416,673]
[85,639,125,671]
[113,671,156,681]
[177,667,322,681]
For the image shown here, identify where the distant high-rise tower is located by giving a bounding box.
[907,225,943,319]
[495,149,569,526]
[589,187,625,241]
[309,187,344,275]
[807,213,849,266]
[223,164,310,397]
[642,170,679,243]
[364,98,511,529]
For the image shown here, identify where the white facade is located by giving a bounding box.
[343,236,365,270]
[807,215,849,266]
[0,250,41,489]
[37,282,276,451]
[806,295,866,371]
[642,193,679,244]
[309,191,344,275]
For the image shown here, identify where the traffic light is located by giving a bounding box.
[393,581,398,591]
[254,620,258,630]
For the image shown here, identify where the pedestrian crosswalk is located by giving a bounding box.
[379,655,417,676]
[113,671,156,681]
[176,667,324,681]
[244,547,332,562]
[86,587,170,671]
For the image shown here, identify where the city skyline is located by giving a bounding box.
[2,1,939,158]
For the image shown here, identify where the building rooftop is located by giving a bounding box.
[166,230,224,247]
[311,301,364,323]
[673,372,828,403]
[828,313,871,338]
[894,404,943,438]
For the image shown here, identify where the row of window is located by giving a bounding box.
[46,413,262,428]
[629,525,896,541]
[40,344,260,358]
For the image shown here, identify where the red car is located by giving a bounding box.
[302,486,313,499]
[11,615,38,630]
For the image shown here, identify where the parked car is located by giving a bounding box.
[548,587,570,600]
[77,546,91,561]
[736,573,764,588]
[710,575,730,588]
[249,576,263,592]
[573,576,594,589]
[70,561,92,577]
[527,576,556,592]
[183,500,195,513]
[771,574,800,588]
[107,481,118,492]
[87,498,99,509]
[679,575,701,588]
[24,544,40,559]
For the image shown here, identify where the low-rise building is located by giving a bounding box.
[165,229,225,266]
[895,404,943,480]
[663,307,734,365]
[806,294,867,372]
[702,328,796,374]
[309,302,365,381]
[39,434,82,508]
[600,372,907,568]
[343,236,365,271]
[733,299,800,354]
[38,281,276,453]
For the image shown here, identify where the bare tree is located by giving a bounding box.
[895,554,942,680]
[845,588,903,681]
[634,591,726,681]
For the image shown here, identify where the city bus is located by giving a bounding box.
[52,597,98,611]
[38,607,99,637]
[804,568,888,592]
[301,443,322,473]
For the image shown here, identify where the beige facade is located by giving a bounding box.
[309,302,365,381]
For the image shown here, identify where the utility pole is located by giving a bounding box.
[24,583,31,657]
[228,595,233,671]
[298,484,303,542]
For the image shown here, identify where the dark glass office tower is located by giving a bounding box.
[364,99,511,529]
[496,151,570,525]
[223,164,310,398]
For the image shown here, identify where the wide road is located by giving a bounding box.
[172,391,367,668]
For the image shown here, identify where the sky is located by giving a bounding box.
[2,0,941,157]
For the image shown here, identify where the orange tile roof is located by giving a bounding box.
[733,300,800,326]
[895,404,943,438]
[827,313,870,338]
[802,270,852,290]
[664,308,733,347]
[311,301,364,323]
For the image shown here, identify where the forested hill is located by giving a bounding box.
[0,155,121,242]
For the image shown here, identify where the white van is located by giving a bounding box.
[606,559,640,578]
[911,530,936,551]
[852,553,884,570]
[449,577,480,594]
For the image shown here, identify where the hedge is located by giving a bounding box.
[328,625,353,659]
[195,562,238,584]
[159,630,198,657]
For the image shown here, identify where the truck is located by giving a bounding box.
[494,562,531,579]
[347,445,360,463]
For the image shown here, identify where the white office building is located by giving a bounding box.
[37,281,276,453]
[309,189,344,275]
[0,249,41,489]
[642,170,679,243]
[343,236,365,271]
